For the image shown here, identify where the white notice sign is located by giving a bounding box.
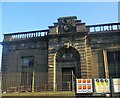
[76,79,93,93]
[113,78,120,93]
[94,79,110,93]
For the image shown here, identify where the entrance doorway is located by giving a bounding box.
[56,46,80,91]
[62,67,75,91]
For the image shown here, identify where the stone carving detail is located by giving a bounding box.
[58,16,77,32]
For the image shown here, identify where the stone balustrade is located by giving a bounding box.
[3,30,49,41]
[87,22,120,33]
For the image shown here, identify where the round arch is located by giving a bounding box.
[56,46,80,62]
[55,46,81,91]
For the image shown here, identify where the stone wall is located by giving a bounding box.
[2,39,48,92]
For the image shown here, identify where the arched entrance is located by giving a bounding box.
[56,46,81,91]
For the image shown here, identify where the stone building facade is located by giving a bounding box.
[1,16,120,92]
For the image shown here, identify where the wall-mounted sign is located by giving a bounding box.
[76,79,93,93]
[94,79,110,93]
[113,78,120,93]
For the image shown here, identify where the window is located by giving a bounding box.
[22,56,34,68]
[107,51,120,78]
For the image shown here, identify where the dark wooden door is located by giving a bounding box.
[62,67,75,91]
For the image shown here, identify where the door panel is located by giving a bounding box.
[62,67,75,91]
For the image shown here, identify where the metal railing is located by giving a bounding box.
[1,72,74,93]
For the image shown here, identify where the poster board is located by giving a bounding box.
[113,78,120,93]
[76,79,93,93]
[94,79,110,93]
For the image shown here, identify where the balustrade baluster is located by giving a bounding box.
[15,35,17,39]
[20,34,22,38]
[35,32,37,37]
[25,33,26,38]
[94,27,96,32]
[22,34,24,39]
[37,32,39,37]
[32,33,34,37]
[46,32,48,35]
[21,34,23,38]
[14,35,15,39]
[117,25,119,30]
[100,26,102,31]
[15,35,16,39]
[111,25,113,30]
[16,35,18,39]
[28,33,30,38]
[33,32,35,37]
[34,32,36,37]
[40,32,41,36]
[37,32,38,37]
[40,32,41,37]
[44,32,46,36]
[21,34,22,38]
[19,34,21,39]
[29,33,31,38]
[33,33,35,37]
[17,35,19,39]
[12,35,14,39]
[21,34,23,39]
[24,34,25,38]
[27,33,29,38]
[102,26,104,31]
[25,33,27,38]
[24,34,26,38]
[14,35,16,39]
[26,34,28,38]
[108,25,110,30]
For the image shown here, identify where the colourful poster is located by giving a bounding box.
[76,79,93,93]
[113,78,120,93]
[94,79,110,93]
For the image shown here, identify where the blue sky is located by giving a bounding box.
[2,2,118,34]
[0,2,119,68]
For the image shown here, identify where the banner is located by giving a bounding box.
[94,79,110,93]
[76,79,93,93]
[113,78,120,93]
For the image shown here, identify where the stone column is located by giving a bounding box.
[103,49,109,79]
